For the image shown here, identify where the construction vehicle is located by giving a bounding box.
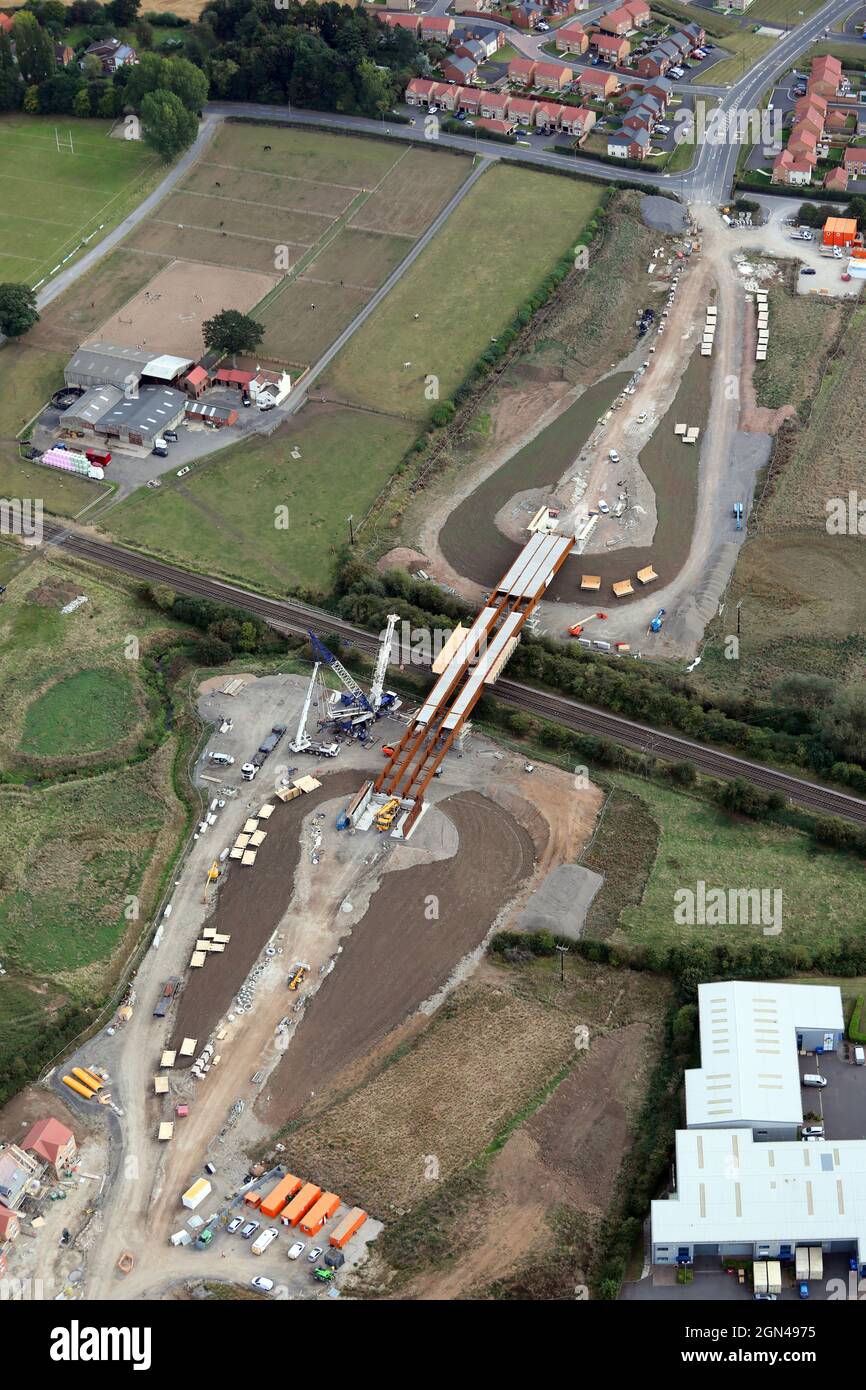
[310,620,401,740]
[568,611,607,638]
[734,501,744,530]
[374,797,401,832]
[312,1266,336,1283]
[290,662,339,757]
[649,608,666,633]
[288,965,308,991]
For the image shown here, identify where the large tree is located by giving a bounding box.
[125,52,208,111]
[0,284,40,339]
[202,309,264,363]
[12,12,55,85]
[107,0,141,27]
[139,87,199,160]
[0,29,22,111]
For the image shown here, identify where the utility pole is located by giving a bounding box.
[556,942,569,984]
[347,514,355,546]
[736,599,742,638]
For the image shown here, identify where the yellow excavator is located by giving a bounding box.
[374,797,401,832]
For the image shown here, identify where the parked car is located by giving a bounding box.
[800,267,816,275]
[456,110,466,121]
[537,19,549,30]
[227,1217,243,1233]
[287,1241,306,1260]
[241,1221,260,1240]
[428,104,439,115]
[242,394,251,407]
[801,1125,824,1137]
[146,478,161,488]
[307,1246,324,1263]
[164,429,179,442]
[608,449,620,462]
[251,1276,274,1292]
[177,465,191,476]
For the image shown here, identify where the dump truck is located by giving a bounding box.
[181,1178,212,1211]
[329,1207,367,1249]
[795,1247,810,1281]
[299,1192,340,1238]
[259,1173,303,1220]
[809,1248,823,1280]
[153,977,179,1018]
[280,1182,321,1228]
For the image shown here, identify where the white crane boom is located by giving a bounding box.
[370,613,400,709]
[291,661,320,752]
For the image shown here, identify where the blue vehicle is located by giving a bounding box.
[799,1282,809,1299]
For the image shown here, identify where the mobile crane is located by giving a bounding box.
[290,662,339,757]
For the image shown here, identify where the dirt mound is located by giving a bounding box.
[26,578,81,608]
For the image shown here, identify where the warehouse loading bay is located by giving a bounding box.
[54,664,598,1300]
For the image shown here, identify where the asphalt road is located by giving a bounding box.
[42,524,866,827]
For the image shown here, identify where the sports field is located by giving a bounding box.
[0,115,161,286]
[323,164,603,419]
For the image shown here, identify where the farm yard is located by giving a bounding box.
[102,404,418,594]
[322,166,603,419]
[0,115,161,287]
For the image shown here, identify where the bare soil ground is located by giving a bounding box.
[259,790,537,1125]
[93,259,278,358]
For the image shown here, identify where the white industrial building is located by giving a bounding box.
[651,982,855,1266]
[685,981,844,1141]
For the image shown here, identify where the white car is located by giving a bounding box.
[307,1246,324,1263]
[597,500,610,514]
[428,104,439,115]
[287,1241,306,1260]
[227,1217,243,1234]
[177,465,190,478]
[146,478,161,488]
[251,1276,274,1292]
[608,449,620,463]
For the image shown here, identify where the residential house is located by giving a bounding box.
[824,165,849,192]
[608,126,649,159]
[637,48,671,79]
[508,96,540,125]
[826,108,850,135]
[452,25,503,59]
[420,14,455,40]
[0,1145,40,1211]
[453,38,486,66]
[451,0,492,11]
[622,94,660,133]
[793,96,825,137]
[83,38,138,73]
[476,115,516,135]
[578,68,618,98]
[20,1118,77,1176]
[644,75,673,108]
[534,100,565,131]
[54,43,75,67]
[556,21,588,54]
[249,369,292,408]
[455,84,483,113]
[598,6,637,36]
[666,31,692,59]
[533,60,572,90]
[623,0,651,23]
[0,1205,20,1242]
[590,32,630,63]
[441,53,478,84]
[808,53,842,101]
[508,57,537,85]
[510,1,545,29]
[560,105,596,136]
[381,12,421,31]
[405,77,443,106]
[843,144,866,176]
[787,123,818,161]
[480,90,512,119]
[435,83,461,111]
[771,149,813,185]
[547,0,579,15]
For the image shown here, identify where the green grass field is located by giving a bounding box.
[602,776,866,953]
[102,406,418,595]
[20,668,140,758]
[702,33,778,86]
[0,115,162,285]
[752,290,846,414]
[323,165,603,419]
[748,0,825,22]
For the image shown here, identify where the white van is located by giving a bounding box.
[251,1227,278,1255]
[209,752,234,766]
[854,1047,865,1067]
[803,1074,827,1088]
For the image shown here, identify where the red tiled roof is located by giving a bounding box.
[214,368,255,385]
[476,117,514,135]
[421,15,452,29]
[21,1117,74,1164]
[509,97,539,115]
[185,366,208,386]
[0,1206,18,1237]
[825,166,849,188]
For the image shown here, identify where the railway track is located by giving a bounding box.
[48,526,866,826]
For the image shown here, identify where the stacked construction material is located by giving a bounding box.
[755,290,769,362]
[701,304,717,357]
[40,447,104,481]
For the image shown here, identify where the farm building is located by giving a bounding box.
[186,401,239,428]
[250,368,292,407]
[212,368,255,392]
[142,353,194,385]
[65,343,152,391]
[61,384,187,446]
[183,365,210,398]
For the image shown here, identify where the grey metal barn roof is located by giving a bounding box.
[66,342,153,387]
[61,384,186,437]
